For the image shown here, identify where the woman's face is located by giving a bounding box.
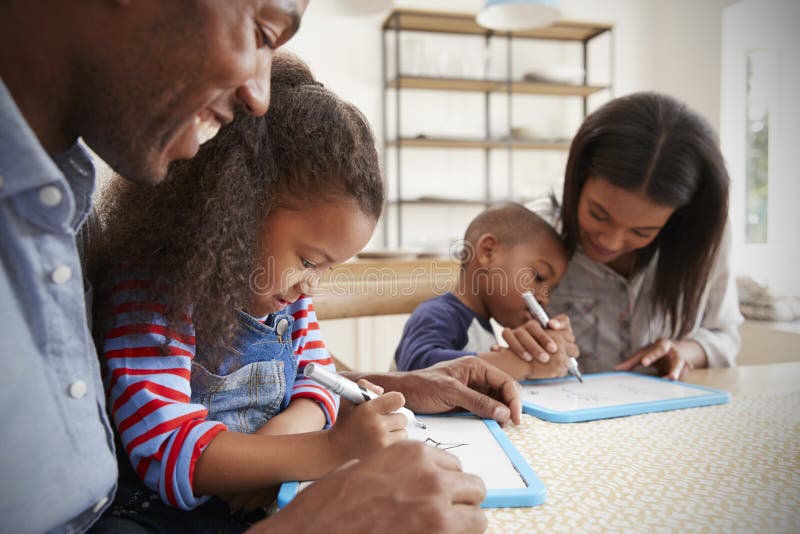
[576,176,675,264]
[248,199,376,317]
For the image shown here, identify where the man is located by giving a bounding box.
[0,1,520,532]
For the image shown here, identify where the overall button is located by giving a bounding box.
[51,265,72,284]
[276,318,289,337]
[69,380,88,399]
[39,185,63,207]
[92,496,109,513]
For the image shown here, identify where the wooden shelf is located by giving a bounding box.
[388,198,490,206]
[387,76,607,96]
[383,9,612,42]
[387,76,495,92]
[388,137,570,150]
[509,81,606,96]
[381,9,612,247]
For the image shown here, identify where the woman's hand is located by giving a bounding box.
[615,338,707,380]
[497,313,579,364]
[326,380,408,464]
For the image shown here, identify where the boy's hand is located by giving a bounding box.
[500,313,578,363]
[327,387,408,464]
[482,330,575,381]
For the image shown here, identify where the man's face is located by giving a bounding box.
[79,0,308,184]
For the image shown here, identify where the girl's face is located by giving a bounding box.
[248,199,376,316]
[577,176,675,265]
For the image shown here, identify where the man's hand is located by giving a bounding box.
[251,441,487,534]
[344,356,522,426]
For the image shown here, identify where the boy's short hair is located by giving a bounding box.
[462,203,561,263]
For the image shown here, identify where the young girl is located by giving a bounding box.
[88,53,406,531]
[506,92,741,380]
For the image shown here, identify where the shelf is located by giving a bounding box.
[387,76,607,96]
[509,81,606,96]
[388,198,491,206]
[388,137,570,150]
[381,9,612,247]
[387,76,495,92]
[383,9,612,42]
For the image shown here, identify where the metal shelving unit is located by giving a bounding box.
[382,9,613,246]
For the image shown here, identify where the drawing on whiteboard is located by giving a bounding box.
[522,373,713,412]
[423,437,468,451]
[525,385,604,403]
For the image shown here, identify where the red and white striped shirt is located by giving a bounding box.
[101,280,338,510]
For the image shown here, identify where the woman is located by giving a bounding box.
[507,92,742,380]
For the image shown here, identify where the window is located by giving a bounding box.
[744,50,778,243]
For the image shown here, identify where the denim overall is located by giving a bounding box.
[191,310,298,433]
[92,311,296,534]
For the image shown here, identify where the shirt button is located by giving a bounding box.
[92,495,109,513]
[276,318,289,336]
[69,380,88,399]
[39,185,63,207]
[51,265,72,284]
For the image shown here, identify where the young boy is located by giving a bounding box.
[395,203,575,380]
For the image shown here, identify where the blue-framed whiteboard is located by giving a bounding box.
[277,414,546,509]
[521,372,730,423]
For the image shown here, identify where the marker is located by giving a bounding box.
[521,291,583,383]
[304,363,427,429]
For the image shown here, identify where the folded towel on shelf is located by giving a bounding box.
[737,276,800,322]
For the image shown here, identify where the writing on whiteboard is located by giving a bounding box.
[522,373,713,412]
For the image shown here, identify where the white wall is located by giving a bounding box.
[720,0,800,296]
[289,0,734,138]
[286,0,741,371]
[651,0,738,133]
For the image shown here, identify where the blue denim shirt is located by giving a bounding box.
[0,80,117,533]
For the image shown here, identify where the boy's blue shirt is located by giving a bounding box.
[395,292,497,371]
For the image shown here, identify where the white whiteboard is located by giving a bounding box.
[522,372,715,412]
[407,415,527,489]
[295,415,526,493]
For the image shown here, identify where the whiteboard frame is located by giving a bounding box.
[277,415,546,509]
[521,372,731,423]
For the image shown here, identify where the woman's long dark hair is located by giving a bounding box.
[88,52,383,360]
[560,92,729,338]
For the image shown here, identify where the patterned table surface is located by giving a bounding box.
[486,363,800,533]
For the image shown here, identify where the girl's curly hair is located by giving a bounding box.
[88,52,383,361]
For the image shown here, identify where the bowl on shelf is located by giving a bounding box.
[356,249,421,261]
[522,66,585,86]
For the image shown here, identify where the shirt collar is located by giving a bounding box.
[0,77,96,230]
[0,77,67,200]
[573,245,656,290]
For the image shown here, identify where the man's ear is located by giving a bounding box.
[475,233,498,267]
